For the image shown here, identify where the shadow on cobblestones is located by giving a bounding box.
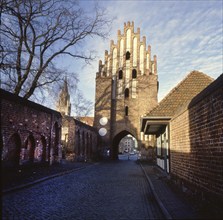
[139,160,223,219]
[2,159,223,219]
[1,160,92,192]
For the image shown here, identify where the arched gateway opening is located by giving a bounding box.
[111,130,138,160]
[94,22,158,161]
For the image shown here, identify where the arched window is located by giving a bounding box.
[124,88,129,98]
[119,70,123,79]
[126,51,130,60]
[132,69,137,78]
[125,106,128,116]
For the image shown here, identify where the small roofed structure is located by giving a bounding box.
[141,70,213,136]
[141,70,214,172]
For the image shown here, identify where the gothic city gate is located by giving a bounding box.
[94,22,158,159]
[111,130,136,160]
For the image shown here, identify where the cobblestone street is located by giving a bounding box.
[2,158,164,220]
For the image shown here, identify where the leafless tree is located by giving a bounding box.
[0,0,111,99]
[72,88,94,117]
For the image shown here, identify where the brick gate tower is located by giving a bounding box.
[94,22,158,159]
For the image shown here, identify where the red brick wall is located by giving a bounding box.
[170,75,223,200]
[1,89,62,168]
[61,116,98,161]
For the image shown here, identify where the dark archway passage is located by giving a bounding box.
[6,133,21,168]
[40,136,47,162]
[111,130,138,160]
[53,122,59,159]
[23,134,35,164]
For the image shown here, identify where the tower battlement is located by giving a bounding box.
[94,22,158,159]
[98,21,157,78]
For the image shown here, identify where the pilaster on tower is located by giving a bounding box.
[153,55,157,75]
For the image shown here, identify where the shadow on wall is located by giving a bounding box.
[94,70,158,161]
[170,74,223,210]
[0,88,62,170]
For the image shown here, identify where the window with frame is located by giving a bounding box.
[132,69,137,78]
[118,70,123,79]
[124,88,129,98]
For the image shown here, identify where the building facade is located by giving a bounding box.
[94,21,158,159]
[56,80,98,161]
[61,116,98,161]
[119,135,136,154]
[170,73,223,202]
[141,72,223,202]
[141,71,214,172]
[1,89,62,169]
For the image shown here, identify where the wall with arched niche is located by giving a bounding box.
[61,116,98,162]
[1,89,62,169]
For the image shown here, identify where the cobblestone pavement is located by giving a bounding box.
[140,162,223,219]
[2,159,165,220]
[2,160,91,193]
[141,163,198,219]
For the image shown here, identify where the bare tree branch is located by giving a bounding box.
[72,88,94,117]
[0,0,112,100]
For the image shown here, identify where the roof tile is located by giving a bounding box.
[146,71,214,117]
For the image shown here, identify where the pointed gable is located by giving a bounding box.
[146,71,214,117]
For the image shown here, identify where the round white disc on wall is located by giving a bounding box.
[99,128,107,136]
[99,117,108,126]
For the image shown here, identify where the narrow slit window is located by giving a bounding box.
[119,70,123,79]
[124,88,129,98]
[132,69,137,78]
[125,106,128,116]
[126,51,130,60]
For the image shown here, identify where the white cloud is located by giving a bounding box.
[59,0,222,114]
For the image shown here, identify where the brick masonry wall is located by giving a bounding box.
[1,90,62,167]
[170,75,223,200]
[94,23,158,159]
[61,116,98,161]
[94,76,112,149]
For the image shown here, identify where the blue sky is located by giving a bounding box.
[62,0,223,116]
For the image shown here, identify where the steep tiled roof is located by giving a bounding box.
[146,71,214,117]
[189,73,223,108]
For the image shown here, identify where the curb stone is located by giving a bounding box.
[140,163,173,220]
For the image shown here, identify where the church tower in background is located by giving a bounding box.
[56,78,71,116]
[94,21,158,159]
